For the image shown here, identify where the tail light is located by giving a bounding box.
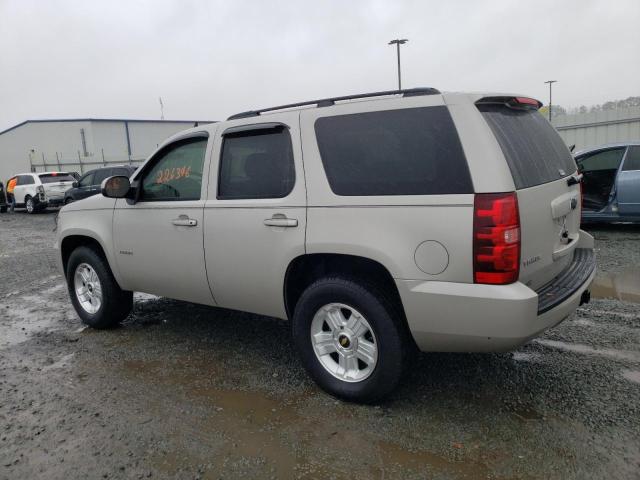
[473,192,520,284]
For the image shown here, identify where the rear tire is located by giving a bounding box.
[66,246,132,328]
[25,196,35,214]
[291,276,409,403]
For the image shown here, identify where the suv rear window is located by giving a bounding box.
[39,173,75,183]
[314,106,473,196]
[478,105,576,189]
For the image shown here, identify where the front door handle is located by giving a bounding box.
[172,215,198,227]
[264,214,298,228]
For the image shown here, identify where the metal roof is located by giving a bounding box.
[0,118,216,136]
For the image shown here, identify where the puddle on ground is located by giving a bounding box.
[378,441,490,479]
[622,370,640,385]
[591,269,640,303]
[535,339,640,363]
[0,283,69,349]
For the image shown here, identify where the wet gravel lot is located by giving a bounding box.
[1,211,639,479]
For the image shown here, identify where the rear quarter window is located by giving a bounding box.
[314,106,473,196]
[478,105,576,189]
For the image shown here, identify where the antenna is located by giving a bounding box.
[159,97,165,120]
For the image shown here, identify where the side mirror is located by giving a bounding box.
[101,176,131,198]
[72,181,79,188]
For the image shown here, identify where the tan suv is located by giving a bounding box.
[55,89,596,402]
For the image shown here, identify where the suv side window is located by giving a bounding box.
[218,126,295,199]
[140,137,208,201]
[622,146,640,171]
[314,107,473,196]
[93,168,113,186]
[18,175,35,185]
[78,171,95,188]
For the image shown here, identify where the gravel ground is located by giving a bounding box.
[0,211,639,480]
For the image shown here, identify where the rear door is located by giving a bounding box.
[617,146,640,216]
[478,102,581,290]
[203,114,306,319]
[13,175,35,204]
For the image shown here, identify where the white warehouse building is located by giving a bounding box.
[0,118,214,182]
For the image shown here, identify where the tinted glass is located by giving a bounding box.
[218,128,295,199]
[141,137,207,201]
[112,167,133,176]
[622,146,640,171]
[578,148,625,172]
[78,172,95,187]
[478,105,577,189]
[93,168,113,186]
[314,106,472,196]
[18,175,35,185]
[39,173,75,183]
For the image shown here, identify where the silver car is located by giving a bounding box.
[55,89,596,402]
[576,142,640,223]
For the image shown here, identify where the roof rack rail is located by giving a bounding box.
[227,87,440,120]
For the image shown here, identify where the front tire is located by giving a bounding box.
[292,276,409,403]
[66,246,133,328]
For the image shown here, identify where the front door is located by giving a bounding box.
[577,147,626,212]
[113,134,215,305]
[617,146,640,216]
[75,171,96,200]
[203,114,306,319]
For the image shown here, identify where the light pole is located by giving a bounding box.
[544,80,557,122]
[388,39,408,90]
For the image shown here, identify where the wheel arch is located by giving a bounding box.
[284,253,411,333]
[59,233,121,287]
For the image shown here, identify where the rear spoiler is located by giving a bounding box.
[476,96,542,111]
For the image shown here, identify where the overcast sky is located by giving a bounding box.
[0,0,638,130]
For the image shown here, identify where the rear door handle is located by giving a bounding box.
[263,215,298,228]
[172,216,198,227]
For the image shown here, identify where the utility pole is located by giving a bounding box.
[388,39,408,90]
[544,80,557,122]
[159,97,165,120]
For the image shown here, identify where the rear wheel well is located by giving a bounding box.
[284,254,410,331]
[61,235,106,275]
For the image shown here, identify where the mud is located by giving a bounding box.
[1,212,639,479]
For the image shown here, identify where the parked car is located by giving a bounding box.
[575,142,640,223]
[0,181,7,213]
[9,172,76,213]
[64,165,137,204]
[55,89,595,402]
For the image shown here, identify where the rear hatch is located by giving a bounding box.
[477,98,581,291]
[39,173,76,198]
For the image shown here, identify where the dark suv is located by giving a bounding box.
[64,165,137,204]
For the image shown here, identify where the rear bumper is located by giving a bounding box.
[397,246,596,353]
